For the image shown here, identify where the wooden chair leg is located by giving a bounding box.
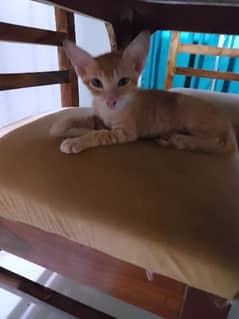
[105,23,118,52]
[180,287,231,319]
[164,31,180,90]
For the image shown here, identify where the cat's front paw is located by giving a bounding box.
[60,138,84,154]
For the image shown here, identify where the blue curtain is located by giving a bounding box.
[141,31,239,94]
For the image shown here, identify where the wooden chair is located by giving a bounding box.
[164,30,239,90]
[0,8,79,107]
[0,2,237,319]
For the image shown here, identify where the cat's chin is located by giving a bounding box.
[107,103,125,112]
[111,96,131,112]
[93,97,127,112]
[107,107,116,111]
[107,105,120,112]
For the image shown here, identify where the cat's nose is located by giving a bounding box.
[106,99,117,109]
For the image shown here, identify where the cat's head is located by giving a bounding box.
[63,31,150,111]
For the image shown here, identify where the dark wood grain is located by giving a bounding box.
[0,22,66,46]
[36,0,239,49]
[134,2,239,35]
[0,267,114,319]
[35,0,133,24]
[34,0,139,49]
[55,8,79,107]
[0,71,69,90]
[180,287,231,319]
[0,216,185,319]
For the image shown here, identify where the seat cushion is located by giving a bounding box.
[170,88,239,126]
[0,108,239,299]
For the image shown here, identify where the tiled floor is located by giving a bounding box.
[0,286,76,319]
[0,251,161,319]
[0,251,238,319]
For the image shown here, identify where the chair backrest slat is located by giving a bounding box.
[0,71,69,91]
[176,67,239,82]
[0,22,66,46]
[0,7,79,107]
[178,43,239,58]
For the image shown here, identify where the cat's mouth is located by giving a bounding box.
[107,104,117,111]
[105,96,128,111]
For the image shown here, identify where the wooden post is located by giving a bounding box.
[180,287,231,319]
[164,31,180,90]
[105,22,118,52]
[55,8,79,107]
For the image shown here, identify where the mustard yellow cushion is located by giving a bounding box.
[0,109,239,299]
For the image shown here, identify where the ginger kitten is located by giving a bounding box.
[50,32,238,156]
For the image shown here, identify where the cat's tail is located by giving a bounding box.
[221,122,238,155]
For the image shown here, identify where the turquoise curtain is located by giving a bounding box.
[141,31,239,94]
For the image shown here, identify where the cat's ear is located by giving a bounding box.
[63,40,94,78]
[122,31,150,74]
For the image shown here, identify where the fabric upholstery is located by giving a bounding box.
[0,91,239,299]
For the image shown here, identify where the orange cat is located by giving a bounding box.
[50,31,238,156]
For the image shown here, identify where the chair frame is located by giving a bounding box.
[0,8,79,106]
[0,1,234,318]
[165,31,239,90]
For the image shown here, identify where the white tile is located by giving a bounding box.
[44,272,162,319]
[0,251,45,282]
[0,283,77,319]
[0,289,22,319]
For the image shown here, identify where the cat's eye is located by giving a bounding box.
[91,78,103,88]
[118,77,129,87]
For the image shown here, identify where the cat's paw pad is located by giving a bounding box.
[60,138,83,154]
